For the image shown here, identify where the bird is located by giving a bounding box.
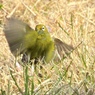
[4,17,74,64]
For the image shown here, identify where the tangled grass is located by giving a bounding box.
[0,0,95,94]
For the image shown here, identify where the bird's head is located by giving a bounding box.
[35,24,48,35]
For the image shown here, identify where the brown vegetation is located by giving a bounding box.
[0,0,95,94]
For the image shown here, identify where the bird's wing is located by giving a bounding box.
[54,37,74,60]
[4,17,35,55]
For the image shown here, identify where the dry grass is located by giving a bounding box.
[0,0,95,94]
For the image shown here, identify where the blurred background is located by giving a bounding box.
[0,0,95,94]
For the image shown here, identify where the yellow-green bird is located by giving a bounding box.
[4,18,74,63]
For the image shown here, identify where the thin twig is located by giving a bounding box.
[7,3,20,18]
[76,13,95,26]
[20,0,36,16]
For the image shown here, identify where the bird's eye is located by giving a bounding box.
[42,26,45,31]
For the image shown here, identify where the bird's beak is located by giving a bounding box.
[38,30,44,35]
